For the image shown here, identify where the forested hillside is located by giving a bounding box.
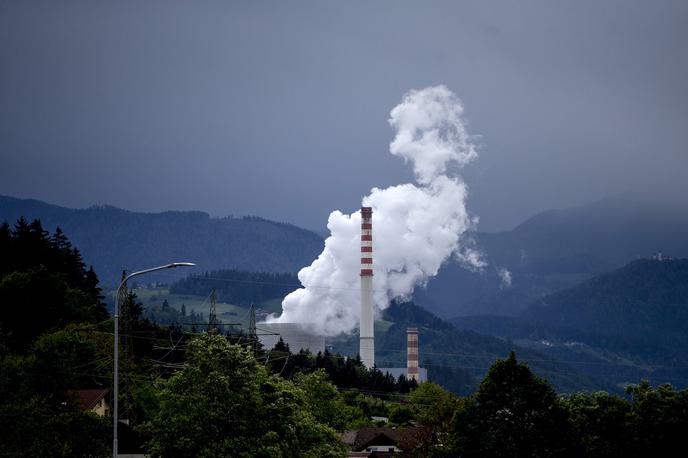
[170,269,299,307]
[0,195,323,285]
[7,193,688,323]
[523,259,688,354]
[453,259,688,389]
[329,301,611,395]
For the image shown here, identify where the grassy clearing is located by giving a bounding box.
[109,286,252,328]
[105,286,396,342]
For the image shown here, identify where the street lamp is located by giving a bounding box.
[113,262,195,457]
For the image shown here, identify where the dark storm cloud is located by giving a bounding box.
[1,0,686,231]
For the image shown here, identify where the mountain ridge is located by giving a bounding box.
[0,194,324,285]
[417,194,688,318]
[452,258,688,388]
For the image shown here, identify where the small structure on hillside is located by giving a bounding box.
[342,426,427,457]
[66,388,111,417]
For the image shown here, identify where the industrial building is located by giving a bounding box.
[258,322,325,354]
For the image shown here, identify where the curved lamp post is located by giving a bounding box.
[113,262,195,457]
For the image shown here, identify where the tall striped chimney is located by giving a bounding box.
[407,327,419,381]
[360,206,375,368]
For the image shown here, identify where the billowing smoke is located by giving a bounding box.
[267,85,484,336]
[498,268,513,289]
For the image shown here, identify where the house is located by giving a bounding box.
[342,427,427,457]
[66,388,111,416]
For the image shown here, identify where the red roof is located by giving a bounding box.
[342,427,427,452]
[66,388,110,410]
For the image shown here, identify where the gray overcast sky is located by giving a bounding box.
[1,0,686,232]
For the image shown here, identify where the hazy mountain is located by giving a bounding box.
[328,300,614,395]
[5,192,688,323]
[0,195,323,285]
[452,259,688,389]
[416,194,688,318]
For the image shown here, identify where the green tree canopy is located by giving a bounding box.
[449,352,573,458]
[143,334,346,457]
[565,391,633,458]
[625,381,688,457]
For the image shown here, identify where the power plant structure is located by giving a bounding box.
[257,205,427,382]
[378,327,428,383]
[406,327,419,381]
[360,206,375,368]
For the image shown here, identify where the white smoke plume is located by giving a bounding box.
[267,85,484,336]
[498,267,513,289]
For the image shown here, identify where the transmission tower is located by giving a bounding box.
[249,303,257,356]
[207,290,219,334]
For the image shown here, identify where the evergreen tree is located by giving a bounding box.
[0,219,107,350]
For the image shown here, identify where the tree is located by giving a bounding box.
[564,391,633,458]
[293,370,366,431]
[388,404,414,426]
[408,381,461,452]
[449,352,573,458]
[142,334,346,457]
[625,381,688,457]
[0,219,107,351]
[0,339,110,457]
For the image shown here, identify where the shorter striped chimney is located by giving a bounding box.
[407,327,419,381]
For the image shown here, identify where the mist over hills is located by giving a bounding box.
[416,194,688,318]
[0,195,323,285]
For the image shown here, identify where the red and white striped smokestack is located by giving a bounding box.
[407,327,419,381]
[360,207,374,368]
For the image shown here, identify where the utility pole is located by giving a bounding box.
[208,290,219,334]
[112,262,196,457]
[120,271,133,424]
[249,303,257,356]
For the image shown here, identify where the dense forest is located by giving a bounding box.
[0,195,323,285]
[373,301,610,395]
[453,259,688,388]
[3,217,688,456]
[169,269,299,306]
[0,218,112,455]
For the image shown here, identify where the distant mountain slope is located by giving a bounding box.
[331,301,613,395]
[0,195,323,285]
[418,195,688,318]
[170,269,299,307]
[523,259,688,355]
[452,259,688,388]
